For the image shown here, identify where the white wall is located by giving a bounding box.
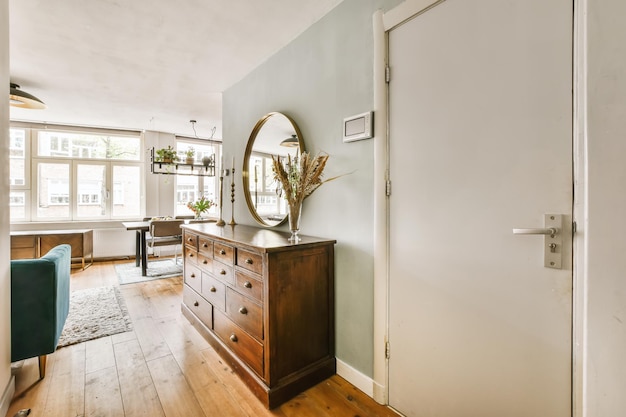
[584,0,626,415]
[0,0,15,414]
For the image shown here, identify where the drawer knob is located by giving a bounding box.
[194,301,199,307]
[243,281,252,289]
[220,249,226,255]
[188,237,193,242]
[189,253,194,258]
[190,273,196,278]
[203,243,208,248]
[210,286,217,293]
[245,258,253,264]
[230,334,238,343]
[238,306,248,315]
[220,269,226,275]
[203,260,208,264]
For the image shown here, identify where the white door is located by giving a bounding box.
[387,1,573,416]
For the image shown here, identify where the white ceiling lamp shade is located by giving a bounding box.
[10,83,46,109]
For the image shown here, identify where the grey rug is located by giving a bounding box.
[58,286,133,348]
[115,258,183,285]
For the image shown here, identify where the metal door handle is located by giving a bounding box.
[513,228,558,237]
[513,214,563,269]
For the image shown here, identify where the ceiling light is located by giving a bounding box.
[280,135,299,147]
[9,83,46,109]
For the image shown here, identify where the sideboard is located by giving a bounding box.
[180,223,336,408]
[10,229,94,270]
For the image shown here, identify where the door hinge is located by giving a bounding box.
[385,65,391,83]
[386,180,392,196]
[385,341,390,359]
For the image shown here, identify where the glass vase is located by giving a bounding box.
[288,202,302,242]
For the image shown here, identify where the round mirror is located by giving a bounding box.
[242,112,304,227]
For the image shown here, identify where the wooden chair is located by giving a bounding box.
[147,219,184,265]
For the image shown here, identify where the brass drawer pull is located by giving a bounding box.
[230,334,238,343]
[188,253,194,258]
[202,243,208,248]
[203,259,208,264]
[220,269,226,275]
[245,258,253,264]
[220,249,226,255]
[239,306,248,315]
[243,281,252,289]
[194,301,199,307]
[187,237,194,242]
[190,273,196,278]
[210,286,217,293]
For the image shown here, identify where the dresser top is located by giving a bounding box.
[181,223,335,252]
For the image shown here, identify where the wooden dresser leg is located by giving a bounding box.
[38,355,47,379]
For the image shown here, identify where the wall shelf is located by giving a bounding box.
[150,147,216,177]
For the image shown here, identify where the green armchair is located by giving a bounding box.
[11,244,71,378]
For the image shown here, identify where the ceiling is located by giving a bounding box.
[8,0,344,140]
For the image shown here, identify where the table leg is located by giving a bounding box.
[140,230,148,276]
[135,230,141,267]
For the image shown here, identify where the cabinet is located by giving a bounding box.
[180,223,336,408]
[10,229,94,270]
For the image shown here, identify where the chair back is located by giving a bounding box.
[149,219,184,238]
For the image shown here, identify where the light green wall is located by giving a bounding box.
[223,0,402,376]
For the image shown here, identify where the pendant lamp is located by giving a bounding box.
[9,83,46,109]
[280,134,299,147]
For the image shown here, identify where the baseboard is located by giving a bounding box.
[0,375,15,417]
[336,358,374,398]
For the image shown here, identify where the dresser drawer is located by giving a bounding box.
[184,246,198,265]
[214,242,234,265]
[213,260,234,285]
[184,232,198,250]
[201,273,226,311]
[226,287,263,341]
[213,310,263,377]
[197,253,213,273]
[236,248,263,275]
[184,264,202,293]
[198,237,213,256]
[183,285,213,328]
[235,271,263,303]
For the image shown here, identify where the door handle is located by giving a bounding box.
[513,214,562,269]
[513,228,558,237]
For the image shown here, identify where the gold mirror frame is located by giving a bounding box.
[242,112,305,227]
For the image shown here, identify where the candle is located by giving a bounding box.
[220,156,223,176]
[232,156,235,172]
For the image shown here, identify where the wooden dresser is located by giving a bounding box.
[180,223,336,408]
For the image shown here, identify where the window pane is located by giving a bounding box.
[10,129,26,186]
[37,163,70,218]
[112,165,141,217]
[76,164,106,218]
[38,131,140,160]
[9,191,26,220]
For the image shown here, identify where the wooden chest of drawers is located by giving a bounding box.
[180,223,336,408]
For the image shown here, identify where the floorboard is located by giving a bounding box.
[8,259,398,417]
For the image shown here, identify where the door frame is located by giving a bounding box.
[371,1,586,415]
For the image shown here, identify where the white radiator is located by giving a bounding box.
[92,228,136,259]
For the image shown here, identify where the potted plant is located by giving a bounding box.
[185,147,195,164]
[155,145,178,163]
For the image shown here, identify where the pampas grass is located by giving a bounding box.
[271,151,337,209]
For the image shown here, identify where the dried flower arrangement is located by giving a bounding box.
[271,151,340,240]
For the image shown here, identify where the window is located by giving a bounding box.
[248,152,286,219]
[10,125,144,222]
[174,138,221,217]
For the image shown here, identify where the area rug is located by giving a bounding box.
[115,258,183,285]
[58,286,133,348]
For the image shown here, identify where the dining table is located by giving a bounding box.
[122,220,151,276]
[122,218,216,276]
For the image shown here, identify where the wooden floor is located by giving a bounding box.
[8,259,399,417]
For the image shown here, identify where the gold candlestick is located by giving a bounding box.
[229,166,237,226]
[216,171,226,226]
